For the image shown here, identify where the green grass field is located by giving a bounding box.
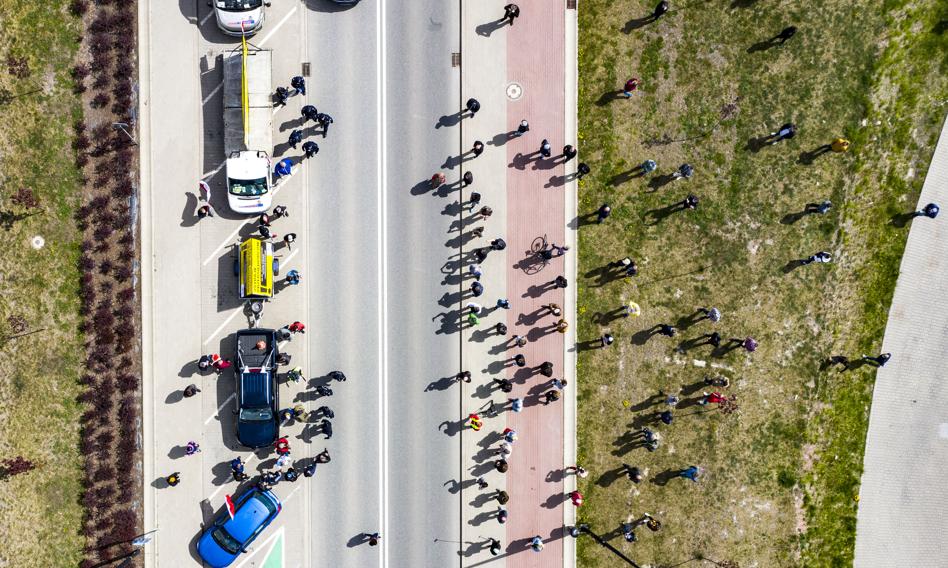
[575,0,948,566]
[0,3,85,566]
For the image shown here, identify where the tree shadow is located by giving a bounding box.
[475,17,508,37]
[889,211,917,228]
[596,89,626,106]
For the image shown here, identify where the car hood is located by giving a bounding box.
[197,530,238,568]
[237,417,277,449]
[226,153,269,181]
[216,8,263,31]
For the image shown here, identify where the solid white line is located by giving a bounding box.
[205,392,236,425]
[200,10,215,26]
[204,309,242,346]
[202,82,223,105]
[283,484,303,504]
[378,0,388,564]
[257,5,298,47]
[233,526,283,568]
[203,162,226,178]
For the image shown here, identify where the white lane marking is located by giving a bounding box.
[200,10,215,26]
[283,484,303,504]
[202,82,223,105]
[258,5,299,47]
[378,0,389,564]
[206,392,236,425]
[233,526,284,568]
[204,309,242,346]
[203,161,226,178]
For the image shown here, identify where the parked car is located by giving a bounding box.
[235,328,280,448]
[197,487,282,567]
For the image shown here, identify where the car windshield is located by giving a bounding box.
[216,0,263,11]
[240,407,273,421]
[211,527,241,554]
[229,177,268,197]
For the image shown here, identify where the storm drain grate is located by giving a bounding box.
[302,62,311,77]
[452,52,461,67]
[567,0,577,8]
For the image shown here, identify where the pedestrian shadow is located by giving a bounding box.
[441,153,468,170]
[745,135,770,153]
[747,38,780,53]
[889,211,916,228]
[443,478,472,495]
[516,306,547,327]
[424,375,456,392]
[509,152,538,170]
[645,202,682,225]
[441,201,465,218]
[211,460,233,486]
[622,15,656,33]
[475,17,508,37]
[278,116,305,132]
[651,468,680,486]
[573,211,601,228]
[592,308,626,326]
[676,336,712,353]
[630,326,660,345]
[468,491,497,509]
[596,89,627,106]
[469,329,496,343]
[150,476,172,489]
[472,381,496,400]
[545,174,569,188]
[584,264,625,288]
[468,510,497,527]
[180,193,200,227]
[630,392,664,412]
[797,148,826,165]
[782,259,806,273]
[675,310,706,330]
[576,338,603,352]
[435,111,463,129]
[488,130,517,147]
[410,178,435,196]
[646,173,677,191]
[438,417,465,436]
[545,468,565,483]
[610,168,646,186]
[168,445,190,459]
[272,140,297,158]
[438,290,464,308]
[631,411,662,429]
[541,492,568,509]
[346,533,371,548]
[531,157,560,171]
[521,283,554,299]
[461,539,491,558]
[595,465,627,488]
[781,209,808,225]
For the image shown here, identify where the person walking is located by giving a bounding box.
[563,144,578,162]
[540,139,552,157]
[366,533,381,546]
[622,523,637,542]
[272,205,288,219]
[462,171,474,187]
[805,200,832,214]
[510,398,524,412]
[596,203,611,223]
[494,378,514,393]
[465,98,481,116]
[577,162,591,179]
[513,334,527,347]
[316,112,333,135]
[185,441,201,456]
[495,322,508,335]
[274,86,289,107]
[623,77,639,98]
[553,275,568,288]
[284,467,300,482]
[801,251,832,265]
[301,104,319,122]
[491,238,507,251]
[658,324,677,337]
[496,441,513,457]
[468,263,483,280]
[652,0,669,20]
[698,307,721,323]
[543,389,561,405]
[679,465,703,482]
[303,461,318,477]
[569,490,584,507]
[680,194,699,210]
[539,361,554,377]
[503,3,520,24]
[274,158,292,179]
[302,141,319,158]
[565,464,588,478]
[861,352,891,367]
[498,508,508,523]
[430,172,446,188]
[601,333,614,347]
[698,391,726,405]
[813,137,850,156]
[503,427,518,443]
[212,357,233,375]
[478,205,493,218]
[530,535,544,552]
[623,463,643,483]
[282,233,297,250]
[766,122,796,144]
[496,490,510,504]
[515,119,529,137]
[469,413,484,431]
[496,298,510,309]
[543,303,562,317]
[183,384,200,398]
[556,319,569,333]
[471,140,484,157]
[673,163,694,180]
[288,321,305,334]
[456,371,472,384]
[470,281,484,297]
[489,538,502,556]
[773,25,797,43]
[551,377,568,391]
[166,472,181,487]
[914,202,940,219]
[290,75,305,96]
[288,129,303,149]
[513,353,526,367]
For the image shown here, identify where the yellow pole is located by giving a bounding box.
[241,27,249,147]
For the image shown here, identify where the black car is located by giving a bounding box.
[235,329,280,448]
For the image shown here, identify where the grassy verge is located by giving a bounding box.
[0,3,85,567]
[575,1,948,566]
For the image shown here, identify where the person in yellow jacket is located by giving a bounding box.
[830,138,850,152]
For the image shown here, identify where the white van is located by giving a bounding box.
[213,0,269,37]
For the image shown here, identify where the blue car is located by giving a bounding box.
[197,487,282,567]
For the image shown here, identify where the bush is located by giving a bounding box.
[92,465,114,483]
[72,63,90,81]
[117,288,134,303]
[69,0,89,16]
[93,225,114,241]
[90,92,110,108]
[75,153,89,168]
[116,372,137,392]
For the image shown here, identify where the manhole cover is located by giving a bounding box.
[506,82,523,101]
[31,236,44,249]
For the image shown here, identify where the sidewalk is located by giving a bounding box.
[853,114,948,566]
[459,1,577,566]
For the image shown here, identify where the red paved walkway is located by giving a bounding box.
[504,1,568,564]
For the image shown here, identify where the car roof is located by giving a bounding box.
[240,372,272,407]
[223,490,279,544]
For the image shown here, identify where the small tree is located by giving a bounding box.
[10,187,39,210]
[0,456,37,480]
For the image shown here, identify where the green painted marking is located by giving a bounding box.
[260,530,284,568]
